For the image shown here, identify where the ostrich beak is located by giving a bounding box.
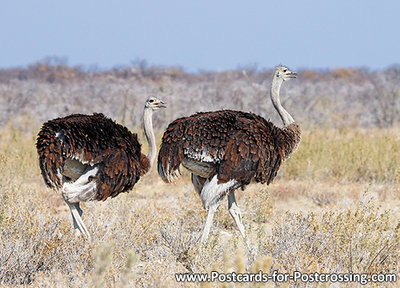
[157,100,167,108]
[288,72,297,78]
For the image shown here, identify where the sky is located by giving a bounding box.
[1,0,400,72]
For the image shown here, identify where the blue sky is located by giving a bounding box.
[1,0,399,72]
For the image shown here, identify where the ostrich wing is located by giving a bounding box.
[218,128,282,186]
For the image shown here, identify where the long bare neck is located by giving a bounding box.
[270,78,295,127]
[143,108,156,170]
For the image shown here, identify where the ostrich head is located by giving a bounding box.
[274,66,297,82]
[145,96,167,110]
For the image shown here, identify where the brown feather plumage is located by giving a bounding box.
[36,113,147,201]
[158,110,301,187]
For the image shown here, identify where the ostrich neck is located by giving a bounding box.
[143,108,156,170]
[270,78,295,127]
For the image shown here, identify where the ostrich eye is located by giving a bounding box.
[283,69,287,72]
[149,99,154,103]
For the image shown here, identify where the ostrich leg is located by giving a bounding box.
[66,201,91,240]
[200,201,220,243]
[228,191,246,239]
[62,165,99,240]
[199,175,240,243]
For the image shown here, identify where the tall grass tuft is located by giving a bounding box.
[282,128,400,183]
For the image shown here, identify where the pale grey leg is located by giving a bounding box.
[199,175,240,243]
[66,201,91,240]
[228,191,246,240]
[200,202,219,243]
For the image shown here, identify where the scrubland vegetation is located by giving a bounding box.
[0,61,399,287]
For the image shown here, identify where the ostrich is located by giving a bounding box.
[158,66,300,243]
[36,97,166,239]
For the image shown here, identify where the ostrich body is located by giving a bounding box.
[36,97,166,238]
[158,66,300,242]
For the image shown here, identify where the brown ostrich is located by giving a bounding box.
[36,97,166,239]
[158,66,300,242]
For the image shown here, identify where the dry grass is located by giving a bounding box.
[0,124,399,287]
[282,127,400,183]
